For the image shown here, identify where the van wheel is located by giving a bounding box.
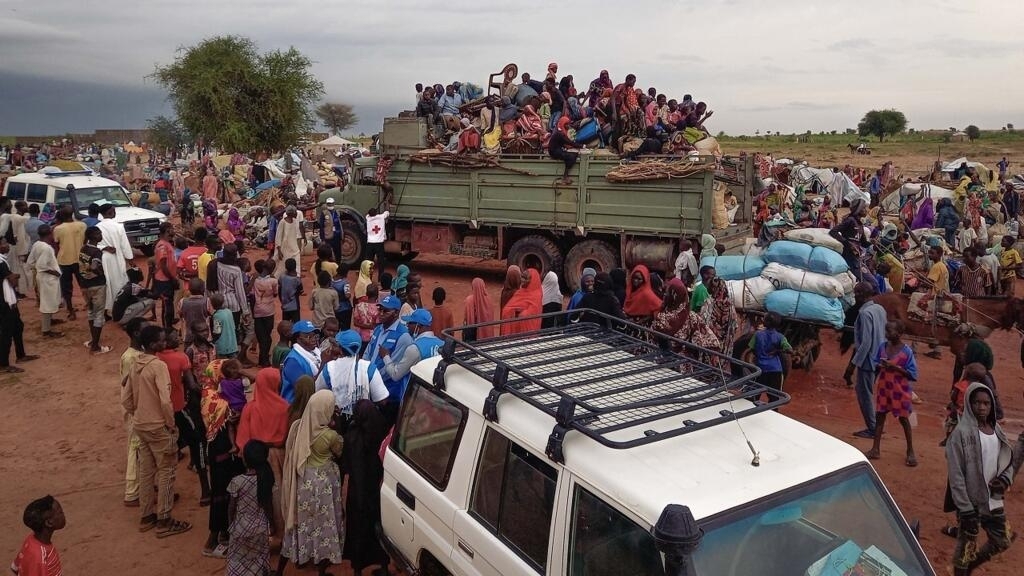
[564,240,619,292]
[339,221,365,268]
[508,235,563,278]
[419,551,453,576]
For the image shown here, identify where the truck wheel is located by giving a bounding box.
[339,221,365,268]
[508,235,563,278]
[564,240,619,292]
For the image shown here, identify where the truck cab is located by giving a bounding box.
[380,314,934,576]
[2,169,166,249]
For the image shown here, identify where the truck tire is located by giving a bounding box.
[338,220,365,268]
[564,240,619,292]
[508,235,563,278]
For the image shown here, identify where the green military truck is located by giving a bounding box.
[329,117,753,290]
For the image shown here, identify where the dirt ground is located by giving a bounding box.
[1,259,1023,575]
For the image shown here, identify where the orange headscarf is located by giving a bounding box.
[623,264,663,318]
[501,268,543,335]
[464,277,496,339]
[235,368,290,451]
[500,265,522,310]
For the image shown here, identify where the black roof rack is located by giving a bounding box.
[438,310,788,463]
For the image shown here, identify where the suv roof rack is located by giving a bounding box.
[40,170,93,178]
[437,310,788,463]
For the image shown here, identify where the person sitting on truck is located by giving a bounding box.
[548,116,579,185]
[415,87,440,136]
[437,84,464,127]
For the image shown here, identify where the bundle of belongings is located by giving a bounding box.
[702,231,857,328]
[413,63,717,160]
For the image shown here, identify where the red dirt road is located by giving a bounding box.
[1,253,1022,575]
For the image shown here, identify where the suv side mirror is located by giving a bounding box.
[653,504,703,576]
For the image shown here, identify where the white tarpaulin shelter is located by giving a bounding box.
[880,182,953,213]
[941,157,986,172]
[317,135,356,148]
[789,164,869,207]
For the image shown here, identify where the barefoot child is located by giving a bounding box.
[11,495,65,576]
[865,321,919,466]
[227,440,275,576]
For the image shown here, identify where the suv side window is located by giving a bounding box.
[470,428,558,572]
[54,187,71,207]
[391,376,467,489]
[26,183,48,203]
[5,181,26,200]
[569,486,665,576]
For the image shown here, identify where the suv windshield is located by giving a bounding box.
[71,186,132,208]
[692,465,931,576]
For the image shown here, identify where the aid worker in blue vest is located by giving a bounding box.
[363,295,411,424]
[317,329,390,419]
[378,308,443,423]
[280,319,322,402]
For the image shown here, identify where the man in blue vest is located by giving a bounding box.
[318,198,343,261]
[363,295,410,424]
[280,320,322,403]
[378,308,443,426]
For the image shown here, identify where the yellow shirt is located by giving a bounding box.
[928,260,949,294]
[311,260,338,283]
[53,221,87,266]
[197,252,214,283]
[1000,248,1022,281]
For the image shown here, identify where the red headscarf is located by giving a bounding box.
[501,268,543,335]
[623,264,663,317]
[235,368,290,451]
[464,277,496,339]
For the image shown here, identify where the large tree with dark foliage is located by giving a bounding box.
[857,109,908,142]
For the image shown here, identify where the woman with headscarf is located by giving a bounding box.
[697,233,717,261]
[39,203,57,225]
[354,260,374,302]
[540,270,563,328]
[498,96,520,124]
[829,198,869,280]
[623,264,663,326]
[341,399,390,575]
[201,359,245,558]
[577,272,624,325]
[548,116,579,185]
[609,268,628,306]
[568,267,596,311]
[236,368,289,476]
[588,70,613,108]
[287,375,316,431]
[463,277,496,341]
[501,268,543,335]
[700,276,737,367]
[652,279,720,362]
[545,62,558,83]
[558,75,576,99]
[391,264,410,294]
[500,265,522,310]
[278,390,345,576]
[226,207,245,242]
[516,104,549,148]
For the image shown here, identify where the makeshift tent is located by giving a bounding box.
[317,135,356,148]
[880,182,953,213]
[941,157,998,191]
[789,164,869,206]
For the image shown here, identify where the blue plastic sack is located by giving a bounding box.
[700,255,766,281]
[765,289,845,328]
[765,240,849,275]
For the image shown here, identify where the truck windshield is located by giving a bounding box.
[692,464,931,576]
[72,186,132,208]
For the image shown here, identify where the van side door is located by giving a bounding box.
[451,426,562,576]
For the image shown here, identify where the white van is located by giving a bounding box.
[2,169,166,250]
[380,315,934,576]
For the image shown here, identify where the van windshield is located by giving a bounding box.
[692,465,931,576]
[71,186,132,208]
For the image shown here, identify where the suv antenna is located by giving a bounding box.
[720,363,760,467]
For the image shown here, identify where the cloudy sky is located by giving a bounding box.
[2,0,1022,138]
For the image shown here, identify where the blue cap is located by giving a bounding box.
[401,308,432,326]
[378,295,403,310]
[291,320,319,335]
[334,329,362,354]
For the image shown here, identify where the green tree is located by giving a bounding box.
[315,102,358,135]
[151,35,324,152]
[965,125,981,142]
[857,109,908,142]
[146,115,189,151]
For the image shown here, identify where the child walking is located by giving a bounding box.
[11,495,65,576]
[227,440,276,576]
[310,270,339,330]
[179,278,212,344]
[865,320,919,466]
[253,259,279,367]
[212,292,239,359]
[748,311,792,393]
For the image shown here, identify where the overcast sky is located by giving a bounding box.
[2,0,1022,138]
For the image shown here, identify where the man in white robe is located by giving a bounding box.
[26,224,62,336]
[96,202,135,313]
[273,204,305,279]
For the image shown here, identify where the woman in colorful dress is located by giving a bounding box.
[201,359,245,558]
[277,390,345,576]
[226,440,275,576]
[700,276,737,369]
[652,279,720,366]
[865,320,919,466]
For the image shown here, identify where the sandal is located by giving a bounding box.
[155,518,192,538]
[139,514,158,532]
[3,366,25,373]
[92,346,112,355]
[201,543,228,558]
[941,525,959,538]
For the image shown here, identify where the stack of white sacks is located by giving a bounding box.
[700,228,856,328]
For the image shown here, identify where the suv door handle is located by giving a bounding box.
[457,539,475,559]
[396,482,416,510]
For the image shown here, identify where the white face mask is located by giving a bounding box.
[327,205,336,211]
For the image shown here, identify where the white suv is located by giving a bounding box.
[2,169,166,250]
[380,314,934,576]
